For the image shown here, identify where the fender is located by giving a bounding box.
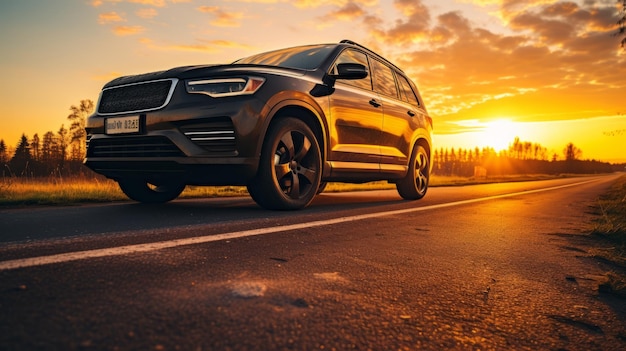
[408,113,434,173]
[256,91,331,167]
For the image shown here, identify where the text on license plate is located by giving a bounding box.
[106,116,140,134]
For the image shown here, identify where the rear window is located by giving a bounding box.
[397,74,421,107]
[371,59,398,98]
[234,45,335,70]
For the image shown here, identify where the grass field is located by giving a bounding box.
[0,173,565,207]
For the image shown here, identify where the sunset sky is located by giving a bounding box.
[1,0,624,162]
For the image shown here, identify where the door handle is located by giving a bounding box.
[407,110,416,117]
[369,99,381,108]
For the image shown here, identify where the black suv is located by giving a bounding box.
[85,40,433,210]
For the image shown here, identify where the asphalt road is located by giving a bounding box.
[1,175,625,350]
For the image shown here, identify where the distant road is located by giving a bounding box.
[1,175,625,350]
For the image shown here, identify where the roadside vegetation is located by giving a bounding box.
[591,174,626,298]
[0,173,581,207]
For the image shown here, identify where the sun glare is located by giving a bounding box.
[481,119,518,151]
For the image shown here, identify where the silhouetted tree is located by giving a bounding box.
[67,99,94,161]
[57,125,69,171]
[507,138,548,161]
[41,131,57,165]
[511,137,522,159]
[552,153,558,162]
[9,134,32,176]
[0,139,7,164]
[433,148,442,174]
[30,134,40,161]
[473,149,480,162]
[533,143,547,161]
[523,141,532,160]
[563,142,583,161]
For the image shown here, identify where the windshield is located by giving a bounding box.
[234,44,335,70]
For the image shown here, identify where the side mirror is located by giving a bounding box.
[332,63,368,80]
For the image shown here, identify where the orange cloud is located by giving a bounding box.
[136,8,158,19]
[294,0,377,8]
[91,0,169,7]
[129,0,166,7]
[197,6,244,27]
[394,0,430,17]
[169,44,221,53]
[234,0,376,9]
[139,37,253,52]
[98,11,125,24]
[321,2,365,21]
[113,25,146,36]
[361,0,431,45]
[91,0,124,7]
[207,39,254,49]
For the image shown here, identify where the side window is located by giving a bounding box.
[331,49,372,90]
[371,59,398,98]
[397,74,420,107]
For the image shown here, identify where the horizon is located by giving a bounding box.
[1,0,625,163]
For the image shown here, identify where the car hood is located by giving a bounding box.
[103,64,308,89]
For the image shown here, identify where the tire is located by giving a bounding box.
[316,182,328,194]
[118,178,186,203]
[247,118,322,210]
[396,144,429,200]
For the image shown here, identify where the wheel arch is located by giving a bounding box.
[261,100,330,176]
[413,134,433,174]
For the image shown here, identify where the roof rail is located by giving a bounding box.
[340,39,373,52]
[339,39,403,72]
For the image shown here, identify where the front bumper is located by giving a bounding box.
[84,96,268,185]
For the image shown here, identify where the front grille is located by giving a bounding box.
[87,136,184,158]
[179,118,237,153]
[98,79,177,115]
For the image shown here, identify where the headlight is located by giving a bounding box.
[185,77,265,97]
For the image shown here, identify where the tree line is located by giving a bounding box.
[0,99,622,178]
[432,138,618,177]
[0,100,93,177]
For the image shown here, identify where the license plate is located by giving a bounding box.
[106,116,140,134]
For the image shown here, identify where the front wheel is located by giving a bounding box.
[396,144,430,200]
[247,118,322,210]
[316,182,328,194]
[118,178,186,203]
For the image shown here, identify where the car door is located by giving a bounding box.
[370,60,423,172]
[393,71,429,155]
[327,49,383,171]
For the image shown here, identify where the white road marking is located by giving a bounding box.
[0,179,598,271]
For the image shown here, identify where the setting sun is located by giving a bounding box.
[481,119,518,152]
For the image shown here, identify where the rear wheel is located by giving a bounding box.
[396,144,429,200]
[118,178,186,203]
[248,118,322,210]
